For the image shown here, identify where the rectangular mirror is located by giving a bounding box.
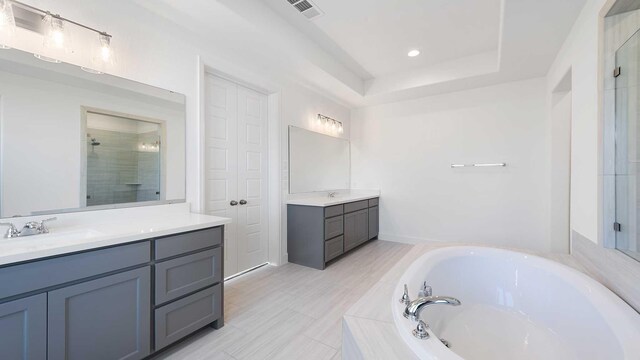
[0,48,186,218]
[288,126,350,194]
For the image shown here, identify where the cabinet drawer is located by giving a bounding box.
[324,216,344,240]
[325,236,344,262]
[155,285,222,350]
[324,205,344,218]
[368,198,379,207]
[344,200,368,213]
[155,227,222,260]
[155,248,222,305]
[0,242,150,300]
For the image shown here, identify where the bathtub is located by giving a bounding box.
[392,246,640,360]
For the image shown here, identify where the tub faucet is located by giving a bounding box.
[403,296,461,322]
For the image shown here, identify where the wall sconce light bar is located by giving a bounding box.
[11,0,111,38]
[317,114,343,133]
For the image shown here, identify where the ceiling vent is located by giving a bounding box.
[286,0,323,20]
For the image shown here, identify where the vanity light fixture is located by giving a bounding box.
[3,1,114,67]
[0,0,16,48]
[408,49,420,57]
[42,12,66,49]
[317,114,343,134]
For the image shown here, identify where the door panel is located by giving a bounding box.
[205,75,239,276]
[236,86,269,272]
[0,294,46,360]
[205,75,268,277]
[47,267,151,360]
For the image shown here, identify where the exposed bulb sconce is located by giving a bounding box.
[317,114,343,134]
[2,1,114,69]
[42,12,65,49]
[0,0,16,48]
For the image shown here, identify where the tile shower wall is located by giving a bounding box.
[86,129,160,206]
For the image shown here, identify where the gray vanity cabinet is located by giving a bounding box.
[344,209,369,252]
[47,267,151,360]
[288,197,379,270]
[0,225,224,359]
[0,294,46,360]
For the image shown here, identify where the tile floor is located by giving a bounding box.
[152,240,412,360]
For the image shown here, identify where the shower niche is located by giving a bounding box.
[84,110,164,207]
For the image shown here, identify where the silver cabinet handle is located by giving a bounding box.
[239,199,247,205]
[230,200,238,206]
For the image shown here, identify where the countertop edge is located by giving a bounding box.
[287,194,379,207]
[0,217,231,267]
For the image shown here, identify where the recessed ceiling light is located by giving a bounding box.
[408,49,420,57]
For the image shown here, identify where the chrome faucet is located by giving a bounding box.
[403,295,461,322]
[0,217,57,238]
[328,192,338,198]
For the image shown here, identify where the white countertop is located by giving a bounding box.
[286,190,380,207]
[0,203,231,266]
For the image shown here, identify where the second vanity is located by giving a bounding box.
[287,192,380,270]
[0,203,230,360]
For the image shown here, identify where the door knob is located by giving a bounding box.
[239,199,247,205]
[230,200,238,206]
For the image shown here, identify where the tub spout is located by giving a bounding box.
[403,296,461,322]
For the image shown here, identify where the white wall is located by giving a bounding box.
[1,0,350,264]
[546,0,612,244]
[351,78,551,252]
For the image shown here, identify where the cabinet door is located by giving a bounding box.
[48,267,151,360]
[368,206,379,240]
[344,209,369,252]
[0,294,46,360]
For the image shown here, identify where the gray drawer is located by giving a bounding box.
[155,284,222,350]
[344,200,368,213]
[368,198,379,207]
[324,205,344,218]
[324,216,344,240]
[155,248,222,305]
[0,242,150,299]
[325,236,344,262]
[155,227,222,260]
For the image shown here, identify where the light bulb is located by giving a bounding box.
[338,124,344,133]
[0,0,16,47]
[99,34,111,62]
[43,13,66,49]
[331,121,337,132]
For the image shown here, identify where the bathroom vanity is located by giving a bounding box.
[287,195,379,270]
[0,205,229,360]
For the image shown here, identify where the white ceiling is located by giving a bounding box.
[268,0,502,79]
[136,0,587,107]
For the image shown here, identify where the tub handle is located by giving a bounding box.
[399,284,411,305]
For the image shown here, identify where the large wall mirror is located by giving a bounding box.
[288,126,350,194]
[0,48,186,218]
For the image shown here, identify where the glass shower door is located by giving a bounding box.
[615,29,640,261]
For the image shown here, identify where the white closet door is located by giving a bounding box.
[236,86,269,272]
[204,75,239,277]
[205,74,269,277]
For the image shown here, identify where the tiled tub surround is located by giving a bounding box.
[342,243,640,359]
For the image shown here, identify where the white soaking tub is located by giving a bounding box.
[392,246,640,360]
